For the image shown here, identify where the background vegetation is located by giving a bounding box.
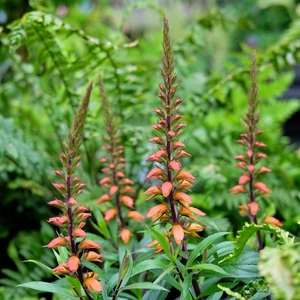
[0,0,300,299]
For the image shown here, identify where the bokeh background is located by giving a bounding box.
[0,0,300,298]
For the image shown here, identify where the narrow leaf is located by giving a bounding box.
[147,225,174,262]
[131,260,169,277]
[186,263,229,277]
[187,232,229,267]
[120,282,168,291]
[17,281,77,299]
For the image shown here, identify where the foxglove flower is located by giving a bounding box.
[230,52,282,237]
[47,83,102,299]
[145,16,205,249]
[98,77,144,244]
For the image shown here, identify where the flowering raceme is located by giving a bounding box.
[97,77,144,244]
[47,83,103,298]
[230,51,282,234]
[145,16,205,249]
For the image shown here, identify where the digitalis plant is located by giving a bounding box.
[144,15,206,252]
[98,76,144,244]
[230,52,282,250]
[47,82,103,299]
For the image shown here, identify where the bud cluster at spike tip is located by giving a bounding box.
[47,83,103,295]
[97,76,144,244]
[230,52,282,227]
[145,15,206,250]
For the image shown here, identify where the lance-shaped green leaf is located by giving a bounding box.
[120,282,169,292]
[186,263,229,277]
[187,232,229,267]
[131,260,170,277]
[17,281,77,299]
[147,225,174,263]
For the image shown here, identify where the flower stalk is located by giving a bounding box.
[145,15,206,298]
[47,82,103,298]
[230,51,282,251]
[98,76,144,244]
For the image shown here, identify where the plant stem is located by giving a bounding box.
[248,119,263,251]
[66,148,93,300]
[112,279,123,300]
[109,125,126,228]
[182,241,202,299]
[166,73,178,224]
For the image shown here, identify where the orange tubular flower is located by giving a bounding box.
[145,16,205,251]
[84,273,103,292]
[97,76,144,244]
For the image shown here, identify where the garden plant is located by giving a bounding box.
[0,1,300,300]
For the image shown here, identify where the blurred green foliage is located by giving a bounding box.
[0,0,300,299]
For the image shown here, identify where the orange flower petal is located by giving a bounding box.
[97,194,111,204]
[173,142,185,149]
[47,237,69,248]
[120,196,134,208]
[79,240,100,249]
[123,186,135,194]
[68,255,80,273]
[186,223,205,232]
[48,216,69,226]
[73,228,86,238]
[263,216,283,227]
[234,155,246,161]
[143,186,161,200]
[236,162,246,169]
[180,207,198,221]
[146,168,165,180]
[247,150,253,158]
[52,263,69,275]
[239,204,249,216]
[176,150,192,159]
[146,204,169,218]
[249,202,259,216]
[99,177,111,185]
[84,278,103,292]
[256,153,267,159]
[175,171,195,182]
[122,178,134,185]
[248,165,255,173]
[230,185,247,195]
[127,211,144,222]
[118,228,132,244]
[104,208,118,222]
[172,224,184,245]
[174,192,192,204]
[254,182,271,194]
[189,206,206,216]
[239,174,250,185]
[169,161,181,171]
[110,185,118,195]
[257,167,271,174]
[84,251,102,263]
[161,182,172,197]
[116,171,125,178]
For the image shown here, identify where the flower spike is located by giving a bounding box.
[97,76,143,244]
[230,51,282,250]
[145,15,206,251]
[46,83,103,299]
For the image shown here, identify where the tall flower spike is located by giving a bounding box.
[230,51,282,249]
[145,16,205,250]
[98,76,143,244]
[47,82,103,299]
